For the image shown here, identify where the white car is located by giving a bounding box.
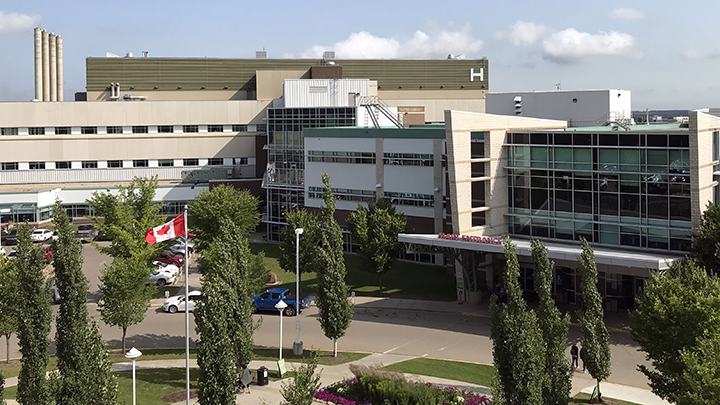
[163,290,203,313]
[31,229,53,242]
[148,269,176,287]
[153,261,180,277]
[0,246,5,256]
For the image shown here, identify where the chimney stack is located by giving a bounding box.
[34,28,64,101]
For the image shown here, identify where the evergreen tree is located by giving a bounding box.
[279,209,321,287]
[280,352,322,405]
[690,202,720,275]
[315,173,353,357]
[490,236,544,405]
[0,256,18,363]
[195,273,237,405]
[347,197,407,293]
[52,201,118,405]
[576,238,611,402]
[630,259,720,403]
[98,256,156,353]
[531,239,571,405]
[14,224,52,405]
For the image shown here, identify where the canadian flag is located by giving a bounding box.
[145,214,186,244]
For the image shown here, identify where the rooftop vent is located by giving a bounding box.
[256,50,267,59]
[323,51,335,59]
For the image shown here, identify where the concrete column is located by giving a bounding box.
[34,28,42,101]
[41,30,50,101]
[57,36,63,101]
[49,34,57,101]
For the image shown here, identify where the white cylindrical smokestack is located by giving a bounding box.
[34,28,42,101]
[57,35,63,101]
[42,30,50,101]
[49,34,57,101]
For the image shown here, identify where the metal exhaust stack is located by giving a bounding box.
[41,30,50,101]
[50,33,57,101]
[57,35,63,101]
[34,28,42,100]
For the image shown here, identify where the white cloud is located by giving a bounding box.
[542,28,637,64]
[295,28,484,59]
[494,21,549,47]
[609,7,645,20]
[0,11,40,34]
[683,47,720,59]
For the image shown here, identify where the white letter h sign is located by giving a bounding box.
[469,68,484,82]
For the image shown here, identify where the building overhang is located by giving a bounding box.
[399,233,682,271]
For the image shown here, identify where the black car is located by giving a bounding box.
[74,224,98,242]
[4,228,18,245]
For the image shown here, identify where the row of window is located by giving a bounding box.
[508,132,691,148]
[385,191,435,207]
[308,151,376,164]
[0,157,249,171]
[307,186,376,203]
[383,153,434,167]
[0,124,266,136]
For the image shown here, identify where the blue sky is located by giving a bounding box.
[0,0,718,109]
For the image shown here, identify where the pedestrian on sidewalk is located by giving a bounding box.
[238,365,253,394]
[579,344,587,373]
[570,343,579,369]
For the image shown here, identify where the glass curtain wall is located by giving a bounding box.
[506,131,692,252]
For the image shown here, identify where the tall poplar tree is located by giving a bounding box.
[14,224,52,405]
[531,239,571,405]
[279,209,322,285]
[490,236,544,405]
[315,173,353,357]
[0,256,18,364]
[52,201,118,405]
[577,238,611,402]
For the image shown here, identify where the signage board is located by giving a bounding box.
[438,233,502,245]
[277,359,287,377]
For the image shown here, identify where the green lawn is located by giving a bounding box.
[250,242,457,301]
[383,357,495,387]
[570,392,642,405]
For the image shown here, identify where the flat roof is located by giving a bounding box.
[0,180,190,194]
[399,233,680,270]
[304,126,446,139]
[563,123,688,132]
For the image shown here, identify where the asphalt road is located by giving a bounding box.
[0,242,653,390]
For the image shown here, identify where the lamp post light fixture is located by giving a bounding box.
[293,227,304,355]
[125,347,143,405]
[275,300,288,361]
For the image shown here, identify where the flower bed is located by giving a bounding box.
[315,377,491,405]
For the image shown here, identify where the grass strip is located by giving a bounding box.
[382,357,495,387]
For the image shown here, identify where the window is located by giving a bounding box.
[158,125,174,133]
[81,127,97,134]
[107,160,122,168]
[472,211,486,227]
[29,162,45,170]
[183,158,199,166]
[82,161,98,169]
[232,125,248,132]
[183,125,198,133]
[714,131,719,162]
[132,126,148,134]
[1,162,18,171]
[29,127,45,135]
[1,128,18,136]
[256,124,267,132]
[207,158,223,166]
[55,127,71,135]
[158,159,174,167]
[55,161,71,169]
[133,159,149,167]
[107,126,123,134]
[233,157,248,165]
[207,125,224,133]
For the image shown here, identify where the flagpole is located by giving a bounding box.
[184,205,190,405]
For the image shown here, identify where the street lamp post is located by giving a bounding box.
[293,228,304,355]
[275,300,287,361]
[125,347,143,405]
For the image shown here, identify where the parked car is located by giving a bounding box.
[51,230,59,241]
[148,269,176,287]
[31,229,53,243]
[5,229,18,245]
[43,246,53,263]
[95,230,110,241]
[0,246,5,256]
[253,288,311,316]
[163,290,203,313]
[155,251,184,267]
[74,224,98,242]
[153,261,180,277]
[6,251,17,259]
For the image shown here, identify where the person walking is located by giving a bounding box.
[570,343,579,369]
[240,365,253,394]
[580,344,587,373]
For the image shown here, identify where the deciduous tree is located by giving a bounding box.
[279,209,321,285]
[14,224,52,405]
[52,201,118,405]
[98,257,156,353]
[347,197,407,293]
[576,238,611,402]
[490,236,544,405]
[188,184,261,251]
[0,255,18,364]
[315,173,353,357]
[280,352,321,405]
[630,258,720,404]
[690,202,720,275]
[531,239,571,405]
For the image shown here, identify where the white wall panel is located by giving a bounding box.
[283,79,369,108]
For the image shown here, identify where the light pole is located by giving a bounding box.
[275,300,287,360]
[125,347,143,405]
[293,227,304,355]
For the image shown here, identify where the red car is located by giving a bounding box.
[43,246,53,263]
[155,251,184,267]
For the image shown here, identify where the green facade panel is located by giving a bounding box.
[86,58,489,92]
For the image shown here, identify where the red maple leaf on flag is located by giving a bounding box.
[156,224,171,235]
